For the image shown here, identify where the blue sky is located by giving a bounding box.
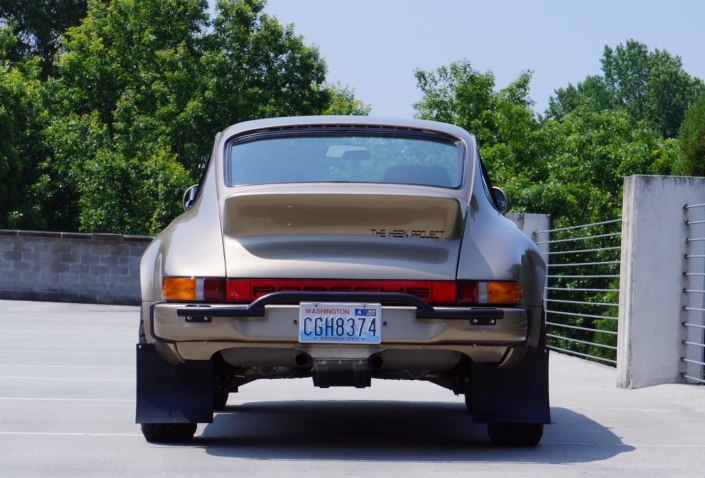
[210,0,705,118]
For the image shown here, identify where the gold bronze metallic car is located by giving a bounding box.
[136,116,550,445]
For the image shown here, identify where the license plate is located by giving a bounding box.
[298,302,381,344]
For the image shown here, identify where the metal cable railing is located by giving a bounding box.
[536,218,622,366]
[681,203,705,385]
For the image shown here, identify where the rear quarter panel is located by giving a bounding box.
[140,150,226,302]
[457,162,546,308]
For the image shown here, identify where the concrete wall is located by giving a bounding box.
[507,213,551,257]
[617,175,705,388]
[0,230,152,305]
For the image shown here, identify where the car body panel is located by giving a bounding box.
[140,145,226,302]
[152,303,528,345]
[220,187,465,280]
[137,116,550,430]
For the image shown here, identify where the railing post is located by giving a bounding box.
[617,175,705,388]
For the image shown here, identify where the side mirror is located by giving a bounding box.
[492,187,508,215]
[182,184,199,211]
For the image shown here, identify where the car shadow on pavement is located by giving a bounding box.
[189,401,634,463]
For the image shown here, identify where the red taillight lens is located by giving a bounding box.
[226,280,251,303]
[164,278,520,305]
[201,279,225,301]
[431,281,456,304]
[457,281,479,305]
[224,279,457,304]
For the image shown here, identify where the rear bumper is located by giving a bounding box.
[144,292,534,362]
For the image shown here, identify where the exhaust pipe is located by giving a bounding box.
[368,355,383,369]
[295,353,311,367]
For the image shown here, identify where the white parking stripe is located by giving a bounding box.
[0,397,133,402]
[0,432,142,437]
[0,365,133,370]
[567,407,675,413]
[0,304,59,312]
[0,349,132,355]
[0,376,133,382]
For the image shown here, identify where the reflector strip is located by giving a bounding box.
[225,279,457,305]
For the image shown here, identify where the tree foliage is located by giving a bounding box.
[548,39,704,138]
[323,82,371,115]
[0,23,46,229]
[413,56,683,227]
[675,95,705,177]
[0,0,88,78]
[2,0,368,235]
[413,47,699,365]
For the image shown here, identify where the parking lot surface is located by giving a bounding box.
[1,299,704,477]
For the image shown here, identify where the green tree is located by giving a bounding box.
[323,82,371,115]
[0,23,47,229]
[199,0,330,165]
[0,0,88,78]
[675,95,705,177]
[548,40,704,138]
[37,0,361,234]
[413,60,541,182]
[41,0,206,234]
[412,59,678,226]
[518,108,677,225]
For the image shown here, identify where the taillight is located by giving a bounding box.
[162,278,225,302]
[226,280,251,303]
[431,281,456,304]
[162,277,520,305]
[457,281,522,305]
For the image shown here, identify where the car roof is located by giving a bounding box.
[220,116,474,143]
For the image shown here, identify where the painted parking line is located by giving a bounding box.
[0,376,133,382]
[0,364,134,370]
[0,432,142,437]
[0,304,60,312]
[0,397,134,402]
[0,349,132,355]
[541,441,705,448]
[567,407,675,413]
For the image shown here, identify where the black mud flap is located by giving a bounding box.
[135,344,214,424]
[470,348,551,424]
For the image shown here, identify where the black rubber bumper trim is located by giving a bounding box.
[175,291,507,321]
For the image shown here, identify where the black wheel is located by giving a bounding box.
[213,391,229,411]
[487,423,543,446]
[140,423,197,443]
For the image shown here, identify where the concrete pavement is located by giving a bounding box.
[0,300,704,477]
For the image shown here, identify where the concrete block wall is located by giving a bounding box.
[0,230,152,305]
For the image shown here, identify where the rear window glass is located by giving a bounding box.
[225,133,462,188]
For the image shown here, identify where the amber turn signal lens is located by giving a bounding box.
[457,281,521,305]
[487,281,522,305]
[162,277,196,301]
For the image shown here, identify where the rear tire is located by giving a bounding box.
[213,391,229,411]
[487,423,543,446]
[140,423,197,443]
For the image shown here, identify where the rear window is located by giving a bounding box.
[225,132,462,188]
